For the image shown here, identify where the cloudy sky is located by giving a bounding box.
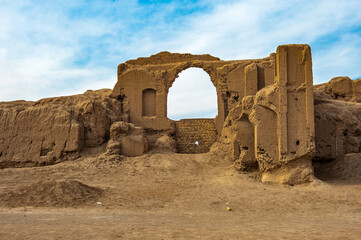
[1,0,361,118]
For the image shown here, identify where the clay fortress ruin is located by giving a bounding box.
[1,44,361,184]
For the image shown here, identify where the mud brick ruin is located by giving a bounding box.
[111,44,314,183]
[1,44,361,184]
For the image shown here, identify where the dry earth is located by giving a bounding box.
[1,150,361,239]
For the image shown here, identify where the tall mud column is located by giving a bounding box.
[250,44,315,184]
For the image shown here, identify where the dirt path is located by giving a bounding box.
[1,152,361,239]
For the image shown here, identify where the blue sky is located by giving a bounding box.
[1,0,361,115]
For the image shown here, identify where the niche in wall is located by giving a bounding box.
[142,88,156,117]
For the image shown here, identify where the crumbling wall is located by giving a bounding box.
[175,119,217,154]
[251,45,315,184]
[213,96,257,171]
[105,121,149,157]
[215,45,315,184]
[314,80,361,161]
[0,89,123,168]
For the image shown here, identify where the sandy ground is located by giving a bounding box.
[1,151,361,239]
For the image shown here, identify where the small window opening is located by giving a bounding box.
[195,141,199,146]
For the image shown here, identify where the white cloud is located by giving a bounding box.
[0,0,360,108]
[313,33,361,83]
[163,0,361,85]
[0,1,119,101]
[170,0,361,57]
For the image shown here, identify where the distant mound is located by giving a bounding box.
[0,180,103,207]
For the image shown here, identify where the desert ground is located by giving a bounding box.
[1,148,361,239]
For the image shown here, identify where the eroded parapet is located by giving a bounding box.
[250,44,315,184]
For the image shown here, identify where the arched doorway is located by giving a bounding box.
[167,67,218,153]
[167,67,217,120]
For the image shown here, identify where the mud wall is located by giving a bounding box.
[175,119,217,154]
[0,90,124,168]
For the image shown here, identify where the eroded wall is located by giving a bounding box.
[314,78,361,161]
[0,89,124,168]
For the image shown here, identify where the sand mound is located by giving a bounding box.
[0,180,103,207]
